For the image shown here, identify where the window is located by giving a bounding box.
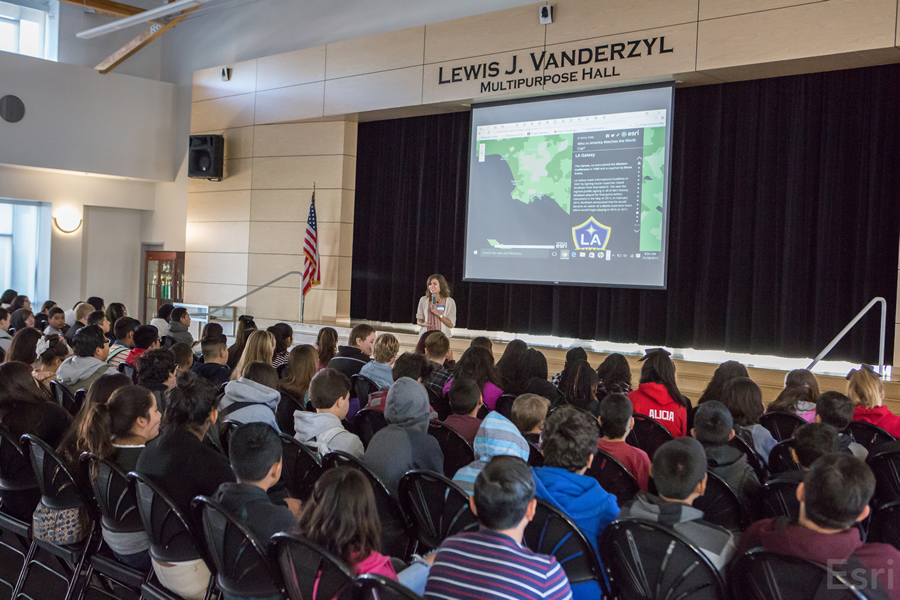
[0,0,57,61]
[0,200,51,305]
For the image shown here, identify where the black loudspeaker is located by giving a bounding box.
[188,134,225,181]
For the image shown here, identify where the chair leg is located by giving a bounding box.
[74,562,95,600]
[64,528,96,600]
[11,539,36,599]
[202,573,217,600]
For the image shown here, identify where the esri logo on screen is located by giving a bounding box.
[572,217,611,250]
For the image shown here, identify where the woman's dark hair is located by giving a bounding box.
[57,374,133,466]
[242,361,279,389]
[496,340,528,393]
[0,289,17,305]
[280,345,317,399]
[105,303,127,324]
[425,274,451,299]
[720,377,764,426]
[136,349,176,385]
[519,348,549,382]
[228,319,258,369]
[267,323,293,356]
[156,303,175,321]
[86,297,105,312]
[561,359,599,411]
[315,327,338,367]
[9,295,28,312]
[768,368,820,414]
[164,371,220,430]
[557,347,589,392]
[639,349,690,409]
[40,300,56,314]
[0,362,50,438]
[9,308,33,331]
[4,327,41,364]
[201,322,226,342]
[596,353,632,393]
[697,360,749,405]
[414,330,439,355]
[81,386,155,461]
[38,334,69,366]
[453,346,501,391]
[298,467,382,569]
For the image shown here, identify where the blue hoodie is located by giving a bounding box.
[532,465,619,599]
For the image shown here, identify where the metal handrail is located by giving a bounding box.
[807,297,887,376]
[221,271,303,307]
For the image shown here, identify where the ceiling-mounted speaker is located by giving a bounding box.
[188,134,224,181]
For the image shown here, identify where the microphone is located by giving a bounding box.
[431,293,435,305]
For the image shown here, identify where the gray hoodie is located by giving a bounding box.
[0,329,11,352]
[167,321,193,346]
[293,412,364,458]
[219,378,281,432]
[56,356,116,393]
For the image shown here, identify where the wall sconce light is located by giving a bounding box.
[54,207,82,233]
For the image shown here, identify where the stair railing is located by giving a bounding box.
[806,297,887,377]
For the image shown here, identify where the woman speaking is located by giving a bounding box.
[416,274,456,337]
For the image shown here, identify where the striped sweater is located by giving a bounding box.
[425,530,572,600]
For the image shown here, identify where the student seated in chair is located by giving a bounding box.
[359,333,399,389]
[619,437,736,572]
[107,317,139,369]
[192,335,232,388]
[816,391,868,460]
[293,368,363,458]
[511,393,550,446]
[56,325,117,394]
[738,453,900,596]
[598,393,651,492]
[443,377,483,446]
[425,455,573,600]
[531,407,619,600]
[125,325,161,365]
[214,423,300,546]
[771,422,839,485]
[43,306,67,336]
[219,362,281,432]
[167,306,194,347]
[692,400,760,512]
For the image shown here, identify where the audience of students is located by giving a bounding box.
[107,317,139,368]
[149,303,174,338]
[847,365,900,437]
[315,326,338,371]
[444,377,483,445]
[57,374,134,467]
[629,348,690,437]
[192,335,232,388]
[276,344,316,433]
[597,393,650,492]
[219,361,282,431]
[767,368,820,419]
[816,391,868,459]
[328,324,375,378]
[126,325,161,365]
[359,333,399,388]
[136,348,177,413]
[267,322,294,368]
[293,368,363,457]
[720,377,777,465]
[57,325,117,394]
[454,411,529,495]
[366,352,436,415]
[510,393,549,446]
[32,334,68,397]
[443,346,504,410]
[230,329,275,381]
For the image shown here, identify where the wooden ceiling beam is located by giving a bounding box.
[57,0,160,19]
[94,5,198,74]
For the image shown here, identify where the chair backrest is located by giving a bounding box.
[849,421,897,454]
[352,374,380,409]
[600,519,726,600]
[218,420,243,458]
[130,471,208,563]
[279,434,324,502]
[83,453,143,533]
[353,409,389,448]
[427,422,474,478]
[21,434,90,511]
[866,448,900,507]
[397,470,477,552]
[426,387,451,421]
[586,448,640,507]
[270,532,356,600]
[626,413,675,459]
[867,499,900,550]
[730,434,768,481]
[759,477,801,521]
[693,470,746,532]
[523,498,605,586]
[495,393,517,419]
[727,549,868,599]
[49,380,85,415]
[768,439,800,474]
[0,424,40,520]
[527,442,545,467]
[192,496,283,598]
[117,361,138,383]
[759,412,807,442]
[355,574,424,599]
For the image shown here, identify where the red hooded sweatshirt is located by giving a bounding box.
[852,405,900,438]
[629,382,687,437]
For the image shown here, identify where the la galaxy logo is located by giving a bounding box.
[572,217,611,250]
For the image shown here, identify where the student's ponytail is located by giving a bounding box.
[81,402,115,461]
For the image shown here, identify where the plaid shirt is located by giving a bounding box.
[424,361,452,398]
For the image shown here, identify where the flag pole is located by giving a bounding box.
[300,181,316,324]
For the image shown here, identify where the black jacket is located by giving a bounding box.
[702,441,761,512]
[327,346,371,379]
[191,361,232,388]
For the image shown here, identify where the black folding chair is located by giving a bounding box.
[118,361,138,384]
[495,393,517,419]
[727,549,868,599]
[759,476,802,521]
[586,448,640,507]
[279,434,324,501]
[626,413,674,459]
[192,496,284,599]
[397,470,477,553]
[19,434,100,600]
[129,472,216,600]
[356,573,424,599]
[140,579,184,600]
[270,533,356,600]
[848,421,897,455]
[79,454,151,599]
[352,374,381,409]
[322,451,413,559]
[426,387,451,421]
[353,409,389,448]
[864,448,900,507]
[867,499,900,550]
[527,442,545,467]
[524,499,606,594]
[427,422,474,478]
[0,425,39,597]
[694,470,747,532]
[600,519,726,600]
[731,434,768,481]
[218,420,243,459]
[768,439,800,474]
[759,412,807,442]
[49,380,87,416]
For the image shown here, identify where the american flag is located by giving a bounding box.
[302,190,320,296]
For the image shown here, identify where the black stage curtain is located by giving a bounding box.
[352,64,900,363]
